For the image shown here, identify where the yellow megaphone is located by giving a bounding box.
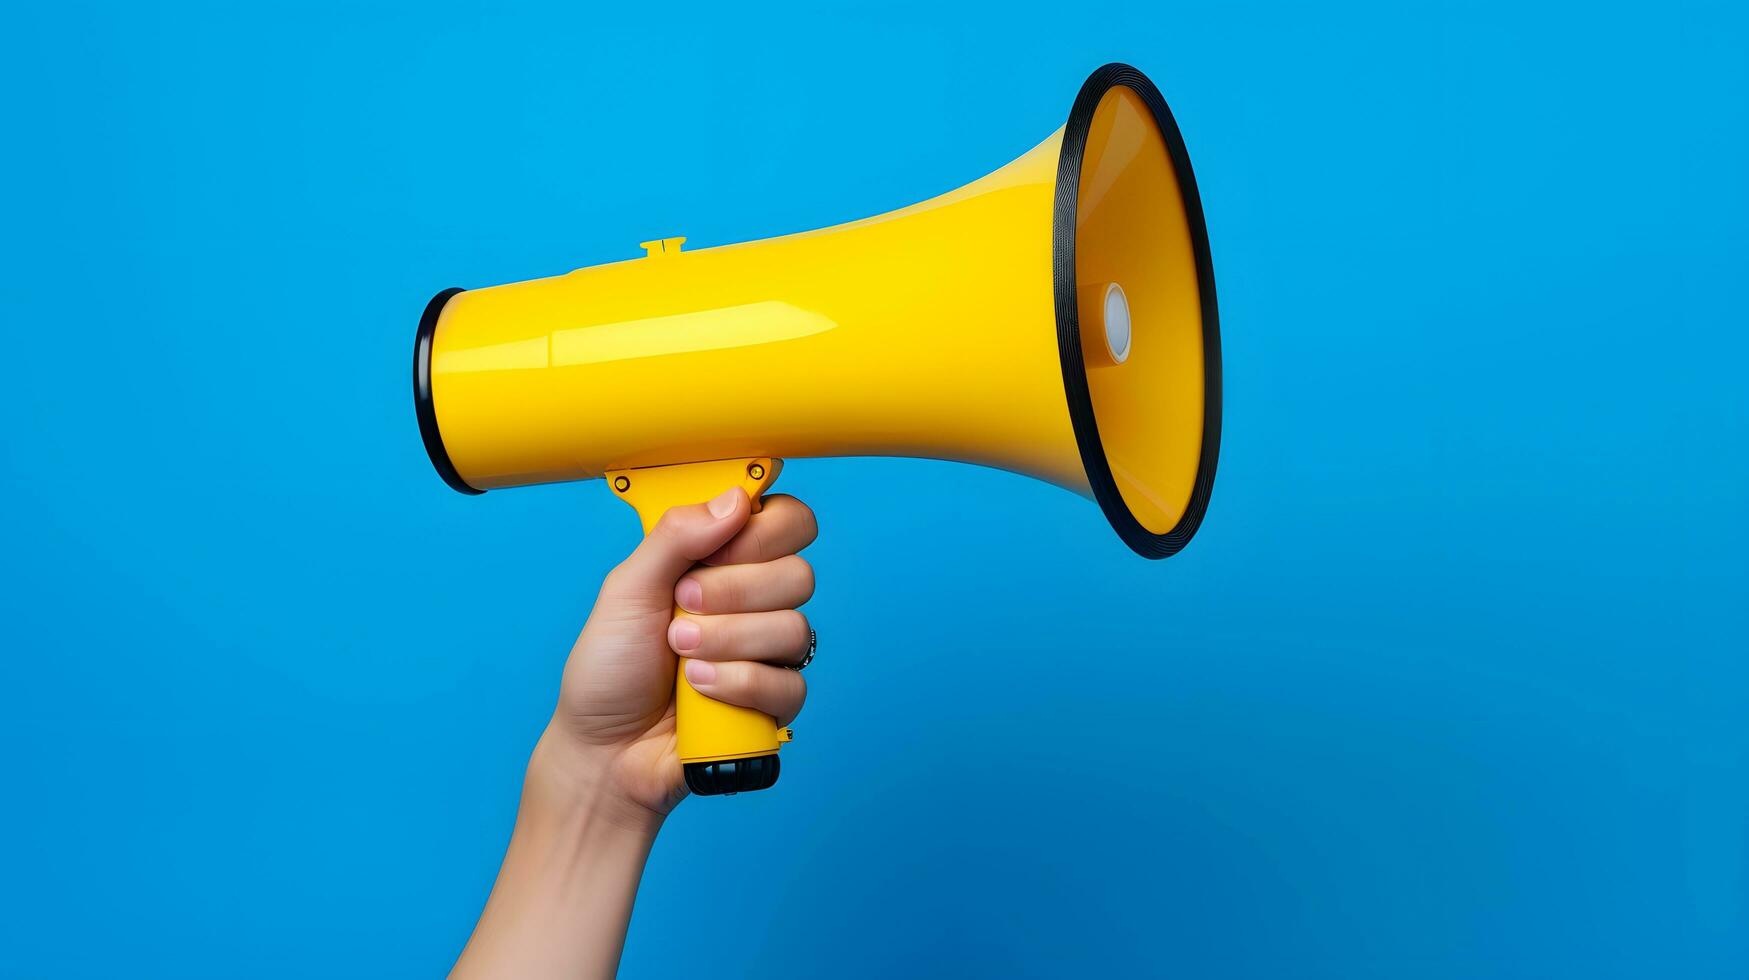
[412,63,1220,795]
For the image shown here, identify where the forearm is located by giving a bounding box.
[452,727,663,980]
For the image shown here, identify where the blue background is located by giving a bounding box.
[2,1,1745,976]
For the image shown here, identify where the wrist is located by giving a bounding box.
[523,724,667,842]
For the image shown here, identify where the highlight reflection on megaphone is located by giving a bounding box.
[413,63,1220,795]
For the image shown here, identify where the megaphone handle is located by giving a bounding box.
[606,457,790,796]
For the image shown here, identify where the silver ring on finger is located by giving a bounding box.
[789,629,816,671]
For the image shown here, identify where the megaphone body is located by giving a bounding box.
[414,64,1220,794]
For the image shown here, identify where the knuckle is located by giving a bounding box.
[737,562,780,607]
[788,556,816,601]
[771,496,816,547]
[651,506,691,539]
[746,523,771,562]
[785,610,811,648]
[724,661,760,698]
[765,663,800,702]
[777,669,806,715]
[714,571,747,611]
[698,616,730,655]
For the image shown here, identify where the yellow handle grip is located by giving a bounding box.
[606,457,786,772]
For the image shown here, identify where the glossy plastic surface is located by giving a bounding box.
[427,131,1090,494]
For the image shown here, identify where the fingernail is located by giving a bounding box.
[675,578,703,611]
[684,658,717,686]
[707,487,741,519]
[670,618,702,652]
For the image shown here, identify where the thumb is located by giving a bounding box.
[608,487,752,601]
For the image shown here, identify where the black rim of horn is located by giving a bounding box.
[413,286,484,495]
[1051,62,1222,559]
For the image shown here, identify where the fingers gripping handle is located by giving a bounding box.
[608,457,787,795]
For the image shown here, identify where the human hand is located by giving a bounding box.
[540,486,818,823]
[454,488,816,979]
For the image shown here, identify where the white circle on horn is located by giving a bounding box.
[1102,282,1132,364]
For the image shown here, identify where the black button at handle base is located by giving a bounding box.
[684,755,780,796]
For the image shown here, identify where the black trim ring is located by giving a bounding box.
[1052,63,1221,559]
[413,286,484,495]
